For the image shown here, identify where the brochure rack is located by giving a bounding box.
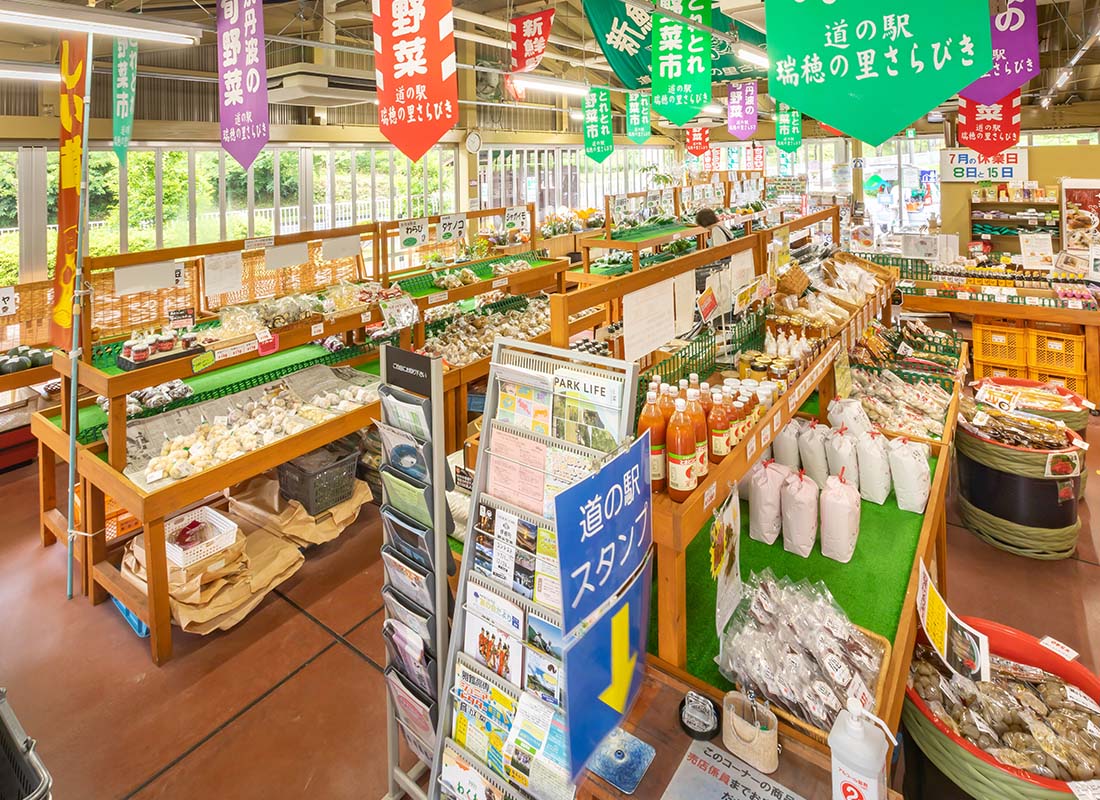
[380,345,454,800]
[427,338,638,800]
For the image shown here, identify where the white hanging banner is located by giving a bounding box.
[203,251,244,297]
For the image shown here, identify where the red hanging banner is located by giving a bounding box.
[819,122,847,137]
[372,0,459,163]
[510,9,554,73]
[50,33,87,348]
[957,91,1022,158]
[685,127,710,157]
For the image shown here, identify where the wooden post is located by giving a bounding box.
[1085,324,1100,407]
[144,517,174,665]
[656,543,687,668]
[86,482,108,605]
[549,294,571,349]
[38,440,56,547]
[107,396,128,471]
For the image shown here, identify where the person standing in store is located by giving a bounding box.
[695,208,737,247]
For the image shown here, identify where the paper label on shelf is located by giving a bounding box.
[0,287,18,317]
[1071,779,1100,799]
[1025,295,1040,306]
[704,483,716,509]
[745,433,757,460]
[957,291,971,301]
[437,213,467,242]
[759,420,773,447]
[504,205,529,231]
[1068,299,1084,310]
[361,311,372,324]
[1067,685,1100,715]
[398,217,428,247]
[255,328,273,344]
[493,277,508,289]
[311,322,325,337]
[244,235,275,250]
[203,250,244,298]
[1039,636,1079,662]
[774,415,784,435]
[428,291,449,306]
[214,415,228,426]
[191,351,215,374]
[897,342,915,358]
[925,288,938,297]
[168,307,195,329]
[789,394,800,414]
[214,339,259,362]
[146,470,165,483]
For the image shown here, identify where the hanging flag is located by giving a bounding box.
[819,121,847,137]
[726,80,757,140]
[50,33,87,348]
[685,127,710,157]
[583,0,766,90]
[626,92,651,143]
[765,0,993,146]
[957,90,1021,157]
[961,0,1038,105]
[652,0,712,126]
[510,9,554,73]
[217,0,269,170]
[775,102,802,153]
[112,38,137,164]
[583,87,615,163]
[747,143,765,171]
[373,0,459,163]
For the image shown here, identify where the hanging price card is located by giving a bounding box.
[399,218,429,248]
[438,213,467,242]
[505,206,529,231]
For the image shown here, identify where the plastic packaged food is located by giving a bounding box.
[887,438,931,513]
[749,460,792,545]
[773,418,803,470]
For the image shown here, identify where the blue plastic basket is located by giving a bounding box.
[111,597,150,639]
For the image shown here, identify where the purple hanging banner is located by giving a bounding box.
[961,0,1039,105]
[727,80,758,141]
[217,0,269,170]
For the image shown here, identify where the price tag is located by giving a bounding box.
[493,277,508,289]
[322,297,336,314]
[925,288,938,297]
[788,394,800,414]
[146,470,165,484]
[168,307,195,329]
[1002,287,1017,297]
[428,291,449,306]
[1070,780,1100,799]
[760,422,773,447]
[245,235,275,250]
[214,415,228,426]
[1025,295,1040,306]
[360,311,372,324]
[745,433,757,460]
[1068,685,1100,715]
[704,482,716,509]
[1039,636,1079,662]
[981,234,991,241]
[255,328,273,344]
[398,217,429,247]
[191,351,215,374]
[438,213,467,242]
[0,287,19,317]
[1068,299,1084,310]
[311,322,325,337]
[897,342,915,358]
[504,206,529,231]
[957,291,971,301]
[774,415,784,435]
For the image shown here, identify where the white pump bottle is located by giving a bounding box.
[828,698,897,800]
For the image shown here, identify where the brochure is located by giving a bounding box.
[381,544,434,611]
[380,465,433,529]
[468,580,525,640]
[917,561,991,682]
[379,384,431,439]
[383,616,436,699]
[398,720,435,767]
[384,664,436,747]
[453,658,517,778]
[377,419,430,483]
[502,693,573,800]
[463,610,525,687]
[526,611,564,660]
[441,745,497,800]
[487,428,547,516]
[382,586,435,652]
[381,505,434,572]
[523,648,562,707]
[496,379,553,436]
[551,367,624,453]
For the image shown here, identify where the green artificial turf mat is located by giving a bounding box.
[449,535,464,556]
[799,391,820,417]
[354,360,381,376]
[647,459,934,689]
[610,224,692,243]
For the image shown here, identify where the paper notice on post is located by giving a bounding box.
[673,271,697,336]
[203,251,244,297]
[114,261,177,296]
[263,242,309,270]
[917,561,990,682]
[622,279,675,363]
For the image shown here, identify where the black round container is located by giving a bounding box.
[956,448,1081,529]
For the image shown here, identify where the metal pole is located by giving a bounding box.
[66,31,94,599]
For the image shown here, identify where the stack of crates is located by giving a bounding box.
[971,317,1087,395]
[1027,322,1087,395]
[971,317,1029,380]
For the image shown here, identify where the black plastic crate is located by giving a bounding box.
[277,444,359,517]
[0,689,50,800]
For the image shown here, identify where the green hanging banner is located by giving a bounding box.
[583,87,615,163]
[651,0,712,126]
[776,102,802,153]
[626,92,651,144]
[112,38,138,163]
[582,0,766,90]
[765,0,993,146]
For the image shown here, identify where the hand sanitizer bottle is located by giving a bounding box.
[828,698,896,800]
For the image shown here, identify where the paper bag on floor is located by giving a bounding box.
[228,474,372,547]
[126,529,248,604]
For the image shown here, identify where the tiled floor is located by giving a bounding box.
[2,418,1099,798]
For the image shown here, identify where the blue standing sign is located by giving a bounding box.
[562,556,652,780]
[553,433,653,637]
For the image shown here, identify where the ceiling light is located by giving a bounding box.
[1041,96,1051,107]
[0,60,60,82]
[736,46,769,69]
[512,75,590,97]
[703,103,724,114]
[1055,71,1070,88]
[0,0,203,45]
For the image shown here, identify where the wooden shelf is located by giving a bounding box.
[971,199,1059,205]
[0,362,56,393]
[408,257,571,312]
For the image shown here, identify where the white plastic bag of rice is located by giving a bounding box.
[827,396,874,438]
[797,421,830,489]
[824,426,860,492]
[887,438,931,513]
[773,418,804,471]
[856,431,892,505]
[820,474,861,563]
[749,460,792,545]
[781,470,819,558]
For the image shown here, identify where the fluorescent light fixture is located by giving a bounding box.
[0,60,60,82]
[569,110,584,121]
[1055,71,1070,88]
[703,103,724,114]
[512,75,590,96]
[0,0,203,44]
[736,45,769,69]
[1041,96,1051,108]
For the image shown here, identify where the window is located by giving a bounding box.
[0,151,17,285]
[161,151,190,247]
[332,150,353,227]
[355,151,373,223]
[126,150,156,252]
[224,156,248,239]
[249,150,274,237]
[278,150,300,233]
[195,151,221,243]
[1028,131,1098,147]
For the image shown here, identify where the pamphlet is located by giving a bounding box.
[526,610,564,660]
[502,693,573,800]
[382,586,435,652]
[379,384,431,440]
[383,617,436,698]
[711,488,743,639]
[463,609,525,687]
[377,419,430,483]
[381,505,434,572]
[496,379,553,437]
[551,368,624,453]
[468,579,526,640]
[917,561,990,682]
[381,544,434,611]
[380,466,433,529]
[398,720,435,766]
[384,665,436,747]
[487,428,548,515]
[440,745,494,800]
[454,658,517,777]
[523,648,562,707]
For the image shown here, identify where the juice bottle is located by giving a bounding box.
[688,373,700,394]
[699,381,712,417]
[678,378,689,400]
[686,388,709,479]
[666,399,697,502]
[730,401,746,445]
[637,391,667,493]
[657,383,676,422]
[708,391,730,463]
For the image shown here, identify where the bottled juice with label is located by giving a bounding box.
[699,381,712,417]
[657,383,676,422]
[637,391,666,493]
[686,389,709,479]
[688,373,700,394]
[730,401,746,445]
[666,399,697,502]
[708,391,730,463]
[678,379,689,400]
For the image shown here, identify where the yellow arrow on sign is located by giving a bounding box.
[598,602,637,714]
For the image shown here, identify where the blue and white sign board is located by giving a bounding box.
[554,433,653,637]
[563,556,652,781]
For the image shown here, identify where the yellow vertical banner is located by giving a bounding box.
[50,33,87,348]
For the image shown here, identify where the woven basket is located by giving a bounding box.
[777,263,810,296]
[903,617,1100,800]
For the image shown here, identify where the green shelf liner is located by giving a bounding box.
[609,223,693,242]
[647,460,934,689]
[399,257,555,298]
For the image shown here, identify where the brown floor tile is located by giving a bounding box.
[0,466,335,800]
[129,645,420,800]
[344,608,387,668]
[274,504,385,635]
[945,523,1100,672]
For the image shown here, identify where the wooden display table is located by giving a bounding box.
[580,226,708,273]
[577,663,903,800]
